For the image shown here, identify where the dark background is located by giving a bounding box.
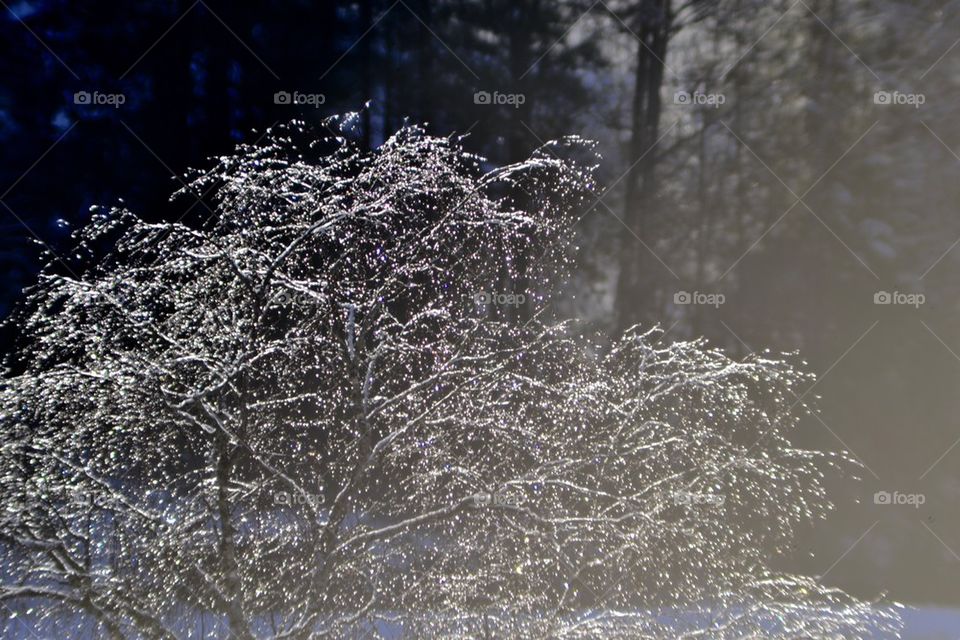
[3,0,960,611]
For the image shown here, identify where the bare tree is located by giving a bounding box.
[0,116,898,638]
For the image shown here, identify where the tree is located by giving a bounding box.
[609,0,673,331]
[0,116,899,638]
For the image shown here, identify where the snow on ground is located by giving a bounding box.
[2,606,959,639]
[898,606,960,639]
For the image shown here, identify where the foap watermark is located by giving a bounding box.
[673,491,725,507]
[874,290,924,308]
[471,491,522,509]
[74,90,126,108]
[674,291,725,308]
[674,90,725,109]
[473,291,526,308]
[68,489,108,507]
[873,90,925,109]
[271,290,320,308]
[874,491,925,509]
[274,90,326,107]
[70,488,173,509]
[474,91,526,109]
[274,491,323,510]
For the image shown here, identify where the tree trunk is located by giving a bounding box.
[417,0,432,124]
[215,436,252,639]
[360,0,375,149]
[615,0,672,332]
[507,2,536,323]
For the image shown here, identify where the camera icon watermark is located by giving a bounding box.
[674,90,725,109]
[873,490,925,509]
[74,91,126,108]
[674,291,725,308]
[69,489,96,507]
[274,91,326,107]
[873,90,925,109]
[473,91,526,109]
[873,290,924,308]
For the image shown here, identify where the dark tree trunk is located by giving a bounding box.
[615,0,672,332]
[417,0,433,124]
[215,436,252,640]
[507,1,537,323]
[360,0,375,149]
